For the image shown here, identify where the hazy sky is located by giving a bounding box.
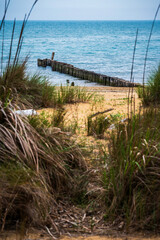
[1,0,160,21]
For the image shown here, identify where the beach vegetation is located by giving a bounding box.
[54,85,97,105]
[87,112,123,138]
[88,114,110,138]
[0,62,56,108]
[103,108,160,229]
[0,103,87,229]
[0,62,99,108]
[138,64,160,105]
[0,0,88,231]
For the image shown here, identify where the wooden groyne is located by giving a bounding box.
[37,54,138,87]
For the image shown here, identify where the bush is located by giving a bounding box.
[103,108,160,229]
[29,108,66,130]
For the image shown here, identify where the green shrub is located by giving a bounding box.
[51,108,66,128]
[29,108,66,130]
[28,111,51,129]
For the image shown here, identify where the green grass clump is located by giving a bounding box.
[0,62,56,108]
[87,113,123,138]
[54,85,95,105]
[103,108,160,229]
[88,115,110,138]
[29,108,66,130]
[0,63,98,109]
[28,111,52,129]
[138,65,160,105]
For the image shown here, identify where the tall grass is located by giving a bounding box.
[0,103,87,229]
[102,4,160,230]
[0,62,98,108]
[103,108,160,229]
[0,62,56,108]
[138,64,160,105]
[0,1,90,230]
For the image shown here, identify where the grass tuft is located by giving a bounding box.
[88,115,110,138]
[87,112,122,138]
[54,85,96,105]
[138,65,160,105]
[0,62,56,108]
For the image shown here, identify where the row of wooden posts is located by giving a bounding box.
[37,54,138,87]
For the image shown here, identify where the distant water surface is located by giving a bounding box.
[2,20,160,86]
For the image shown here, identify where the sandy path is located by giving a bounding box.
[61,236,160,240]
[1,232,160,240]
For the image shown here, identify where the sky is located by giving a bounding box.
[1,0,160,21]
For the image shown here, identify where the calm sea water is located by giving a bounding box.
[1,20,160,86]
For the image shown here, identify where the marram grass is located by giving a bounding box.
[103,108,160,229]
[0,103,87,229]
[138,64,160,105]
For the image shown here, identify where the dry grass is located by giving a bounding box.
[0,102,87,230]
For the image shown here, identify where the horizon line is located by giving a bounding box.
[4,19,160,21]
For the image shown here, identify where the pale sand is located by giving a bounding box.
[61,236,160,240]
[1,232,160,240]
[38,86,141,135]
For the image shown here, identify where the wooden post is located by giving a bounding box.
[51,52,55,60]
[37,59,42,66]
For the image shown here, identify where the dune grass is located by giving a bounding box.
[0,103,87,229]
[0,0,90,233]
[0,62,98,109]
[87,112,123,138]
[0,62,56,108]
[55,85,95,105]
[88,115,110,138]
[138,64,160,105]
[103,108,160,229]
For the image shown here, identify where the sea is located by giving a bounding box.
[1,20,160,86]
